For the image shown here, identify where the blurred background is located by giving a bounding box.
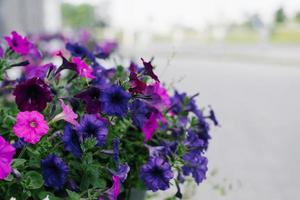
[1,0,300,199]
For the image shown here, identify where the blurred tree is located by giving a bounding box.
[61,3,107,29]
[274,7,286,24]
[295,12,300,24]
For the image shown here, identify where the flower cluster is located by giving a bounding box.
[0,31,217,199]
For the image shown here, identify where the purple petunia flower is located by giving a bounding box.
[4,31,32,55]
[41,154,69,190]
[24,63,55,80]
[182,152,208,185]
[184,129,206,153]
[170,91,187,114]
[62,124,83,157]
[13,77,53,112]
[75,87,102,114]
[101,85,131,117]
[95,40,118,59]
[77,114,108,146]
[129,99,149,128]
[66,42,94,62]
[140,157,174,192]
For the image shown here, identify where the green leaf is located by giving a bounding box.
[23,171,44,189]
[66,189,81,200]
[12,158,27,168]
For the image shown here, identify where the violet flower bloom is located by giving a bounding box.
[13,77,53,112]
[41,154,69,190]
[140,157,174,192]
[66,42,95,62]
[51,99,79,126]
[182,152,208,185]
[95,41,118,59]
[25,63,55,80]
[129,99,149,128]
[99,175,121,200]
[13,111,49,144]
[75,87,102,114]
[0,136,16,180]
[62,124,82,157]
[77,115,108,146]
[101,85,131,117]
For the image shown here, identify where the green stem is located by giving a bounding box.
[17,144,27,159]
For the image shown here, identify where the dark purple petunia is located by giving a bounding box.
[128,62,147,94]
[13,77,53,112]
[66,42,95,62]
[101,85,131,117]
[182,152,208,185]
[41,154,69,190]
[141,58,159,82]
[113,138,120,167]
[76,114,108,146]
[62,124,83,157]
[140,157,174,192]
[75,87,102,114]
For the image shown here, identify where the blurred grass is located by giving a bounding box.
[271,24,300,43]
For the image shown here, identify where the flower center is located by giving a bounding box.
[30,121,37,128]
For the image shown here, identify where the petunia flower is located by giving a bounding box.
[142,111,167,142]
[128,62,147,94]
[140,157,173,192]
[66,42,95,62]
[144,82,171,111]
[51,99,79,126]
[71,57,95,79]
[13,111,49,144]
[95,40,118,59]
[13,77,53,112]
[41,154,69,190]
[0,136,16,180]
[101,85,131,117]
[77,114,108,146]
[141,58,159,82]
[99,175,121,200]
[4,31,38,56]
[75,87,102,114]
[24,63,55,80]
[62,124,82,157]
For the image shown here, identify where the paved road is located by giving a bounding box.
[124,44,300,200]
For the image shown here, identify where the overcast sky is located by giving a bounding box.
[63,0,300,31]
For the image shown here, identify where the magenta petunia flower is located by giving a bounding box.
[4,31,32,55]
[51,99,79,126]
[142,111,167,142]
[145,82,171,111]
[13,111,49,144]
[0,136,16,180]
[71,57,95,79]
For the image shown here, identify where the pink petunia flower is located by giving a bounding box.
[4,31,33,55]
[0,136,16,180]
[72,57,95,79]
[13,111,49,144]
[51,99,79,126]
[0,45,3,58]
[142,111,167,142]
[108,175,121,200]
